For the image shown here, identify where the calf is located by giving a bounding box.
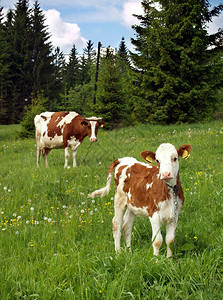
[89,143,191,257]
[34,111,105,168]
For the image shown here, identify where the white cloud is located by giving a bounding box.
[122,0,143,27]
[44,9,87,54]
[207,12,223,34]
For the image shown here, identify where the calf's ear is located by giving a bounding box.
[177,144,192,159]
[81,120,88,127]
[140,150,156,163]
[99,121,106,128]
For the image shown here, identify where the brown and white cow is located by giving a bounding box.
[89,143,191,257]
[34,111,105,168]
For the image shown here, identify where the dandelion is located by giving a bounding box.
[62,205,67,208]
[13,213,17,217]
[43,217,48,221]
[91,200,95,204]
[194,236,198,240]
[17,216,21,220]
[8,189,11,192]
[3,187,7,191]
[30,207,34,212]
[15,231,19,235]
[80,192,84,196]
[48,218,52,222]
[90,210,93,215]
[81,209,85,214]
[26,220,30,224]
[2,228,6,231]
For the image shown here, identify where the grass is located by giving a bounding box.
[0,121,222,299]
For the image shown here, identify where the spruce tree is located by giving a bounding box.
[117,37,134,125]
[0,8,11,124]
[65,44,80,91]
[30,1,55,100]
[10,0,32,122]
[95,50,125,129]
[131,0,223,124]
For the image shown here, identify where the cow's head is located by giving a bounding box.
[81,117,106,142]
[140,143,191,185]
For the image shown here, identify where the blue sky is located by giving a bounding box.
[1,0,223,55]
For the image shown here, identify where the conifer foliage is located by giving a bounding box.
[0,0,222,128]
[131,0,223,124]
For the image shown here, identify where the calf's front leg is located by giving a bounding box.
[150,214,163,256]
[64,147,70,168]
[165,222,176,258]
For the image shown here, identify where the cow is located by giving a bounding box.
[34,111,105,168]
[88,143,191,257]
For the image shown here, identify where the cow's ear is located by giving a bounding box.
[99,121,106,128]
[177,144,192,159]
[81,120,88,127]
[140,150,156,163]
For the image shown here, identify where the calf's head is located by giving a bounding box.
[82,117,106,142]
[141,143,191,185]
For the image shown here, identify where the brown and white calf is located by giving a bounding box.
[89,143,191,257]
[34,111,105,168]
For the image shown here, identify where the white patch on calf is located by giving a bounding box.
[128,203,149,217]
[155,143,179,185]
[68,136,80,150]
[89,121,97,140]
[146,182,153,190]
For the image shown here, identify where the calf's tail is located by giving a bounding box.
[88,159,120,198]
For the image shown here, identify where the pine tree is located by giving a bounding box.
[131,0,223,124]
[95,51,125,129]
[81,40,95,84]
[0,8,11,124]
[117,37,134,125]
[30,1,55,99]
[12,0,32,121]
[2,9,18,124]
[65,44,80,91]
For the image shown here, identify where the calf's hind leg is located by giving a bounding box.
[122,208,136,250]
[113,192,127,252]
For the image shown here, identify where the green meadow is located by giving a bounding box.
[0,121,222,299]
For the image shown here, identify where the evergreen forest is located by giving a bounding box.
[0,0,223,131]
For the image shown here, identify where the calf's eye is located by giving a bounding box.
[156,159,159,163]
[173,157,177,162]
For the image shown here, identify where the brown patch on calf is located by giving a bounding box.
[62,115,90,147]
[115,163,184,217]
[115,164,127,186]
[47,111,70,138]
[42,148,51,155]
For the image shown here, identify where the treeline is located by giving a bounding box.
[0,0,223,129]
